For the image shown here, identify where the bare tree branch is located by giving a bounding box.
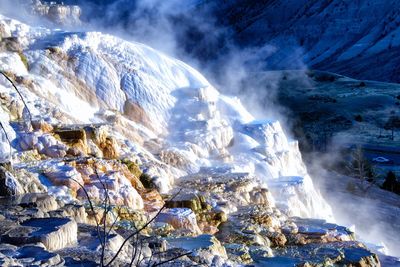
[0,71,32,125]
[105,189,182,266]
[69,177,103,249]
[151,252,192,267]
[93,167,109,267]
[129,235,139,267]
[69,159,188,266]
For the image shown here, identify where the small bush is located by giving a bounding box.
[354,114,363,122]
[382,171,400,194]
[121,159,142,178]
[139,173,154,189]
[314,73,336,82]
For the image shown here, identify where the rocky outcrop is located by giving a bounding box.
[160,149,194,170]
[44,164,83,193]
[31,119,53,133]
[19,132,68,158]
[49,204,87,224]
[257,241,381,267]
[157,208,201,235]
[10,194,59,213]
[0,166,19,196]
[27,0,81,25]
[0,37,22,53]
[0,166,45,197]
[290,217,354,245]
[0,244,64,266]
[341,246,381,267]
[176,170,273,214]
[167,234,228,265]
[165,192,208,212]
[2,217,77,251]
[0,92,24,120]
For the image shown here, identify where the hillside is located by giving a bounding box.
[209,0,400,83]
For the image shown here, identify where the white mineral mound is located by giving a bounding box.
[0,14,333,221]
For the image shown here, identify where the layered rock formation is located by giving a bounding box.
[26,0,81,25]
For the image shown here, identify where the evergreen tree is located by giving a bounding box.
[382,171,397,193]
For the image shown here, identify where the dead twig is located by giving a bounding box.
[105,189,182,266]
[69,159,188,266]
[151,252,192,267]
[0,71,33,125]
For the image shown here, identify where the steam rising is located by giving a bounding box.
[49,0,299,128]
[307,141,400,257]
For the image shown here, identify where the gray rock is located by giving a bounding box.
[9,193,59,213]
[0,243,64,266]
[0,166,19,197]
[13,245,63,266]
[287,217,355,244]
[167,234,227,265]
[224,243,252,264]
[341,247,381,267]
[0,37,22,52]
[63,256,97,267]
[165,192,208,212]
[0,219,18,236]
[28,0,81,25]
[48,204,87,224]
[260,241,380,267]
[157,208,201,234]
[2,217,77,251]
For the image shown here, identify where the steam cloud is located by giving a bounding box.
[306,142,400,257]
[49,0,299,129]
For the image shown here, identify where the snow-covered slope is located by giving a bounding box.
[0,14,332,220]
